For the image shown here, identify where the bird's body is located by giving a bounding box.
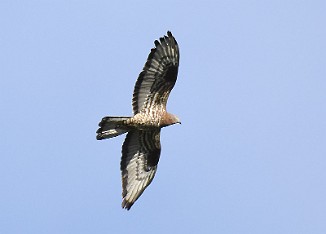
[96,31,180,210]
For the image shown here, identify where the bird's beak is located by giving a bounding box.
[176,117,181,125]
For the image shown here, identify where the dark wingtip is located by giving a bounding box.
[166,31,178,46]
[154,40,160,47]
[96,124,102,139]
[122,199,133,210]
[96,127,102,134]
[96,134,103,140]
[154,31,176,49]
[96,117,107,137]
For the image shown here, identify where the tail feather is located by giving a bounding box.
[96,116,131,140]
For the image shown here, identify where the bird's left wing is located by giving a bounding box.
[120,129,161,209]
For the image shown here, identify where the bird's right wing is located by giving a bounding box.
[120,129,161,209]
[132,31,179,114]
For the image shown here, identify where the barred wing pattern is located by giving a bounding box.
[132,31,179,114]
[96,32,180,210]
[120,129,161,210]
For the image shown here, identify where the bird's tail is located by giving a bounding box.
[96,116,131,140]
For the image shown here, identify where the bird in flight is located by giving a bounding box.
[96,31,180,210]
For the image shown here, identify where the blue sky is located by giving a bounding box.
[1,1,325,233]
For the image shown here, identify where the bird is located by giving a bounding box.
[96,31,180,210]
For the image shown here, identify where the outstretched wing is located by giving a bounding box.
[132,31,180,114]
[120,129,161,209]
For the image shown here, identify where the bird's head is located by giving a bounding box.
[162,113,181,127]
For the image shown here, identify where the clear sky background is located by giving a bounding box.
[1,1,325,233]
